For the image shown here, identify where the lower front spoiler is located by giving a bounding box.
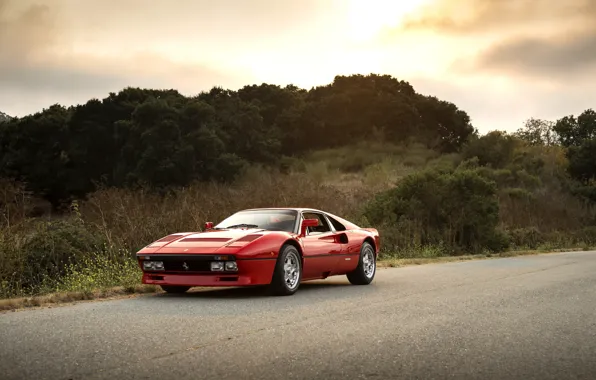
[141,259,276,287]
[142,273,270,287]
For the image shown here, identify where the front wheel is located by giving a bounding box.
[346,242,376,285]
[269,244,302,296]
[160,285,191,293]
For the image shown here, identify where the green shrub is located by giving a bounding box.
[365,165,505,253]
[462,131,518,168]
[0,216,142,298]
[574,226,596,245]
[484,228,512,252]
[18,219,106,291]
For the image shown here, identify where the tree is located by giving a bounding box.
[414,95,476,152]
[514,118,556,146]
[462,131,518,169]
[553,108,596,147]
[548,108,596,203]
[567,138,596,184]
[0,105,73,208]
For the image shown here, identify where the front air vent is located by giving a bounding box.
[156,235,183,242]
[233,234,262,242]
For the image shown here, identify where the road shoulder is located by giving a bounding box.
[1,247,590,313]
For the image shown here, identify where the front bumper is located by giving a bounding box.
[140,258,277,287]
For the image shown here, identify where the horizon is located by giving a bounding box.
[1,0,595,133]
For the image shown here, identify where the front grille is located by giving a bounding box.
[163,260,211,272]
[141,254,236,274]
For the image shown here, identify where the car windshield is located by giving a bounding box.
[215,209,298,232]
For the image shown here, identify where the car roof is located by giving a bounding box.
[232,207,360,229]
[238,207,325,213]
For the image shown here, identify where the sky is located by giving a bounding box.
[0,0,595,133]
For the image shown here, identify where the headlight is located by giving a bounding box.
[210,261,224,271]
[210,261,237,272]
[143,261,164,271]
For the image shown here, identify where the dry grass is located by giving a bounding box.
[0,284,159,313]
[78,142,438,252]
[80,169,373,252]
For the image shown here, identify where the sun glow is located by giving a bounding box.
[346,0,430,42]
[239,0,444,90]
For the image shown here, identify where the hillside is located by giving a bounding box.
[0,75,475,208]
[1,73,595,300]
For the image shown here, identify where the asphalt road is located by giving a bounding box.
[2,251,596,380]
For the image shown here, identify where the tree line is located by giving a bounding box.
[0,72,594,210]
[0,74,476,208]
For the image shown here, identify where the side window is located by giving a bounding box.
[326,215,346,231]
[302,212,331,235]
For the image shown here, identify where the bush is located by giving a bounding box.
[462,131,518,168]
[0,215,145,298]
[14,218,107,292]
[365,165,504,253]
[574,226,596,245]
[508,227,544,249]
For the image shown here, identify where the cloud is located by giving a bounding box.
[467,30,596,80]
[391,0,596,81]
[0,0,260,116]
[399,0,594,35]
[0,1,55,59]
[0,0,345,116]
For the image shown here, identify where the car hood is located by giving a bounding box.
[141,228,268,254]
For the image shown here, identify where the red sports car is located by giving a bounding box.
[136,208,380,296]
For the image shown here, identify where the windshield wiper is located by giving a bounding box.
[224,223,260,229]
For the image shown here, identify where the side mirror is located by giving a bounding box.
[300,218,319,237]
[204,222,214,230]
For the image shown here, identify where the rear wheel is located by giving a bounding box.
[160,285,191,294]
[269,244,302,296]
[347,241,376,285]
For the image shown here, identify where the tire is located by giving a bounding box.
[346,241,376,285]
[160,285,191,293]
[269,244,302,296]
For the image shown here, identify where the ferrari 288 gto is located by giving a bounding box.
[136,208,380,296]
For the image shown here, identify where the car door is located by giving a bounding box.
[300,211,345,279]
